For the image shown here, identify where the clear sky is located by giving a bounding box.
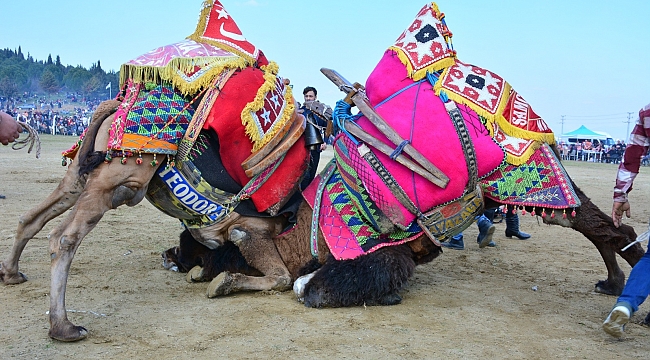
[2,0,648,141]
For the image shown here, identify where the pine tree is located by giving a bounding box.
[40,70,59,94]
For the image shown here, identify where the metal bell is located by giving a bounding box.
[304,116,324,150]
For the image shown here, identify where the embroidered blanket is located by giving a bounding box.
[344,51,505,228]
[481,143,580,210]
[303,164,423,261]
[304,1,581,258]
[119,0,263,96]
[391,2,555,166]
[376,1,572,206]
[202,64,307,213]
[107,81,194,156]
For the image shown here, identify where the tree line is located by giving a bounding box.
[0,47,118,99]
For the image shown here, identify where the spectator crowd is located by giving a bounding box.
[1,93,103,137]
[558,139,627,164]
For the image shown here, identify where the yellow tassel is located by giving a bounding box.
[431,2,441,15]
[119,56,248,95]
[388,48,456,81]
[240,62,294,152]
[495,114,556,145]
[504,140,544,166]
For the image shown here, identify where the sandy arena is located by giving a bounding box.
[1,136,649,358]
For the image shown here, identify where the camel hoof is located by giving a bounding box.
[594,280,623,296]
[0,265,28,285]
[206,272,234,298]
[48,325,88,342]
[186,266,205,283]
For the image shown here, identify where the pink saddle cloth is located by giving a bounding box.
[344,51,505,227]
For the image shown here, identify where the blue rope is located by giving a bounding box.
[426,71,439,87]
[424,71,451,102]
[375,79,426,108]
[332,100,360,145]
[389,140,411,160]
[438,90,449,103]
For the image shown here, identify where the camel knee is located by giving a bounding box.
[272,274,292,291]
[230,227,249,246]
[111,185,146,208]
[50,235,80,257]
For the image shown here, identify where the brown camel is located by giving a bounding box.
[1,1,645,343]
[0,97,643,342]
[163,171,643,305]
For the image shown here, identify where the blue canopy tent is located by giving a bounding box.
[560,125,613,146]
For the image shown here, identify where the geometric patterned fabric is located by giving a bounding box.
[481,143,580,209]
[333,136,385,231]
[303,164,423,261]
[116,84,194,155]
[434,60,510,121]
[389,2,456,80]
[126,84,193,141]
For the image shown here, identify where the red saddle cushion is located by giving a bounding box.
[205,67,308,213]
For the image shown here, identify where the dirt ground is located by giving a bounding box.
[1,135,650,359]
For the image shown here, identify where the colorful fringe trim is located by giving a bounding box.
[240,62,295,152]
[481,143,580,209]
[389,2,456,81]
[119,39,250,96]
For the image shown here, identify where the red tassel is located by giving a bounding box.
[136,157,143,165]
[531,208,536,216]
[551,211,556,219]
[562,209,567,219]
[521,209,527,215]
[541,209,546,218]
[120,157,127,165]
[571,210,576,217]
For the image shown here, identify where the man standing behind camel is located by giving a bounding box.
[603,102,650,337]
[299,86,328,190]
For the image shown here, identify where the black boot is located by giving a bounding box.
[505,211,530,239]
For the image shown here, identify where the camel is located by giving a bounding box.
[163,169,642,305]
[0,0,644,343]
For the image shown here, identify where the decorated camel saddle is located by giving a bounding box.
[303,2,580,260]
[63,0,309,228]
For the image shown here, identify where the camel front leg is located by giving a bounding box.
[47,187,112,341]
[47,158,159,341]
[1,158,85,285]
[548,184,643,296]
[206,220,291,297]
